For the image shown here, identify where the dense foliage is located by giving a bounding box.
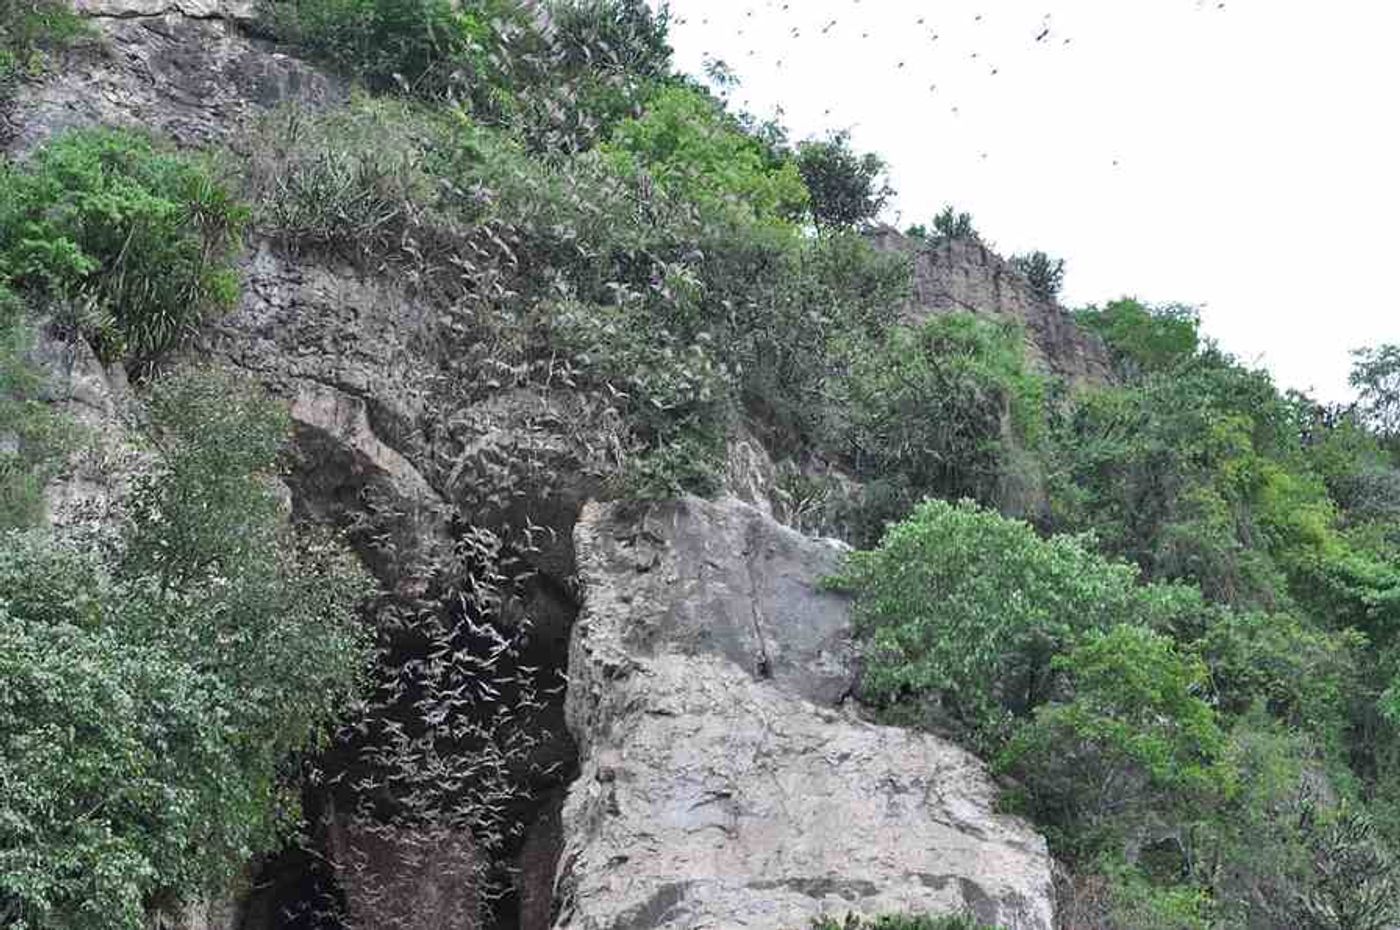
[6,1,1400,926]
[0,369,369,929]
[836,315,1044,542]
[265,0,672,150]
[841,302,1400,923]
[0,129,245,364]
[795,130,893,231]
[1009,250,1065,301]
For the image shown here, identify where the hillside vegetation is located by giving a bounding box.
[3,1,1400,928]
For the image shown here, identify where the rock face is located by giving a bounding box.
[28,327,146,534]
[558,497,1056,930]
[4,0,341,153]
[11,6,1060,927]
[869,228,1113,387]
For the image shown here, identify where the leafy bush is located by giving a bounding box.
[1008,250,1064,302]
[1076,298,1200,377]
[547,0,670,81]
[1043,345,1311,606]
[263,0,513,101]
[794,130,893,231]
[264,0,669,148]
[0,129,246,364]
[0,369,370,928]
[831,499,1163,743]
[999,625,1234,855]
[602,83,809,228]
[1200,609,1361,735]
[834,313,1042,540]
[1094,857,1217,930]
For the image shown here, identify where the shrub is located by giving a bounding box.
[0,129,246,364]
[0,368,370,927]
[547,0,670,82]
[998,625,1234,854]
[1008,250,1064,302]
[1200,609,1361,735]
[1043,346,1311,607]
[602,83,809,228]
[794,130,893,232]
[264,0,669,148]
[538,0,672,145]
[262,0,513,101]
[1093,858,1216,930]
[835,313,1042,539]
[726,227,910,457]
[1075,298,1200,377]
[830,499,1148,743]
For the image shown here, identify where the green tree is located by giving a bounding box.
[832,499,1155,743]
[602,83,809,227]
[0,369,369,928]
[1008,250,1065,302]
[999,624,1234,855]
[835,313,1042,539]
[0,129,245,364]
[264,0,509,100]
[906,204,977,242]
[1076,299,1200,377]
[794,130,893,232]
[1350,344,1400,443]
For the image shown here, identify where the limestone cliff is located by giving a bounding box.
[869,228,1113,387]
[561,497,1056,929]
[11,4,1061,927]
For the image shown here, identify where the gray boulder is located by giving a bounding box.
[557,497,1056,930]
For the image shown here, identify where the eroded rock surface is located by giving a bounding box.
[557,497,1056,930]
[869,228,1113,387]
[28,328,147,533]
[4,3,341,152]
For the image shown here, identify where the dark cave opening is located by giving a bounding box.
[240,497,583,930]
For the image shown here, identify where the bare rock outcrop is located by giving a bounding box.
[28,327,147,534]
[4,0,341,153]
[869,228,1112,387]
[557,497,1056,930]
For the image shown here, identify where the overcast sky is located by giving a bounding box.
[655,0,1399,402]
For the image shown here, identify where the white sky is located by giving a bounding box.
[655,0,1400,402]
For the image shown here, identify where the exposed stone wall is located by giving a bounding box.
[869,228,1113,387]
[558,497,1057,930]
[4,0,342,153]
[11,6,1064,926]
